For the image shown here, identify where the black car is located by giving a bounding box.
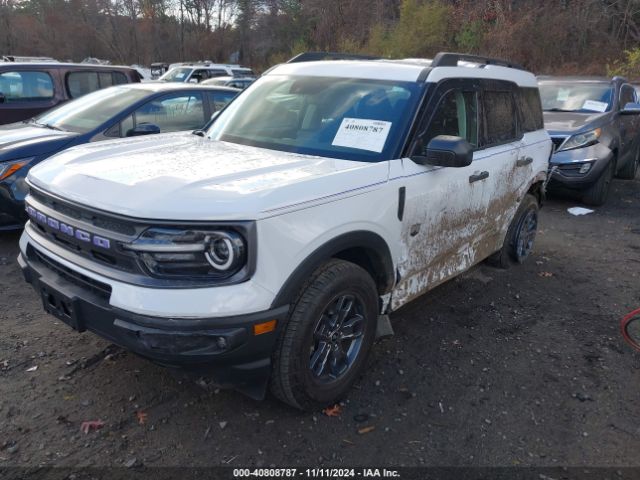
[538,76,640,205]
[0,83,239,229]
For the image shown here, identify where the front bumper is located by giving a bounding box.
[548,143,613,190]
[18,245,289,400]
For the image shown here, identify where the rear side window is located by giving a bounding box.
[113,72,128,85]
[67,72,99,98]
[0,71,54,102]
[484,91,517,145]
[67,71,127,98]
[517,87,544,132]
[207,91,238,112]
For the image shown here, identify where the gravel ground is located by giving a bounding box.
[1,177,639,471]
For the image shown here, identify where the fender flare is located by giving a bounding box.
[270,230,395,309]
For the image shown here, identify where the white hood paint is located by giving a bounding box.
[28,133,389,220]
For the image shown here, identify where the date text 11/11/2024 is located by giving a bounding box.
[232,468,401,478]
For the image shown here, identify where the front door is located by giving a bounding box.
[390,79,524,310]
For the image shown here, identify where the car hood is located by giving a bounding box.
[0,123,78,162]
[543,111,609,135]
[27,133,389,221]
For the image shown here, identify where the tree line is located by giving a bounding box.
[1,0,640,76]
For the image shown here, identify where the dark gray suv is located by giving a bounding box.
[539,76,640,205]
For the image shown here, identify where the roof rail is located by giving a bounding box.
[287,52,381,63]
[431,52,524,70]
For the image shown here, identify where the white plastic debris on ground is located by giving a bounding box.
[567,207,594,216]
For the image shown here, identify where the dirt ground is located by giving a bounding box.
[1,177,640,471]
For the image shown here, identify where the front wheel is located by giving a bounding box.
[583,160,615,206]
[270,259,378,410]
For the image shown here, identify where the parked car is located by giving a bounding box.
[0,83,239,229]
[150,63,170,80]
[159,63,255,84]
[538,76,640,205]
[18,52,550,409]
[0,63,142,125]
[201,76,254,89]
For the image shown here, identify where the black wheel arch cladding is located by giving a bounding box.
[271,230,395,309]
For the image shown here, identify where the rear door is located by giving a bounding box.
[474,80,529,257]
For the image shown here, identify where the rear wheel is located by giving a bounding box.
[617,148,639,180]
[583,160,615,206]
[270,259,378,410]
[487,194,539,269]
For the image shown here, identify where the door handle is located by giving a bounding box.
[469,171,489,183]
[516,156,533,167]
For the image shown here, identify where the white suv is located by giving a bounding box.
[159,63,255,83]
[18,52,551,410]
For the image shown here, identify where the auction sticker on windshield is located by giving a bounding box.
[582,100,608,112]
[332,118,392,153]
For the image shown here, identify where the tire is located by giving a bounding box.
[582,160,615,206]
[270,259,378,411]
[617,149,639,180]
[487,194,539,269]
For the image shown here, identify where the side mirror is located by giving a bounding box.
[621,102,640,115]
[621,309,640,352]
[126,123,161,137]
[411,135,473,168]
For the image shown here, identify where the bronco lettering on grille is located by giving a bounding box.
[26,205,111,250]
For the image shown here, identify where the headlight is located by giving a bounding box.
[0,157,35,181]
[123,227,247,279]
[557,128,601,152]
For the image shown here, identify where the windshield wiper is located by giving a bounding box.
[544,108,574,113]
[30,120,67,132]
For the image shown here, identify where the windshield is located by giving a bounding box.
[159,68,192,82]
[539,82,613,113]
[206,75,423,162]
[232,68,255,77]
[33,86,149,133]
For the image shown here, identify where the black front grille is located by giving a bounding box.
[27,188,142,274]
[29,245,112,300]
[29,189,137,236]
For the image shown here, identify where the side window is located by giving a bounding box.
[516,87,544,133]
[189,70,204,83]
[418,89,479,152]
[98,72,113,88]
[112,72,128,85]
[134,93,205,132]
[0,71,54,102]
[620,85,636,108]
[207,91,238,112]
[67,71,100,98]
[484,90,517,145]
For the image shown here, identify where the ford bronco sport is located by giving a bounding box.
[18,52,551,410]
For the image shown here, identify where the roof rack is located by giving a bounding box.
[430,52,524,71]
[287,52,381,63]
